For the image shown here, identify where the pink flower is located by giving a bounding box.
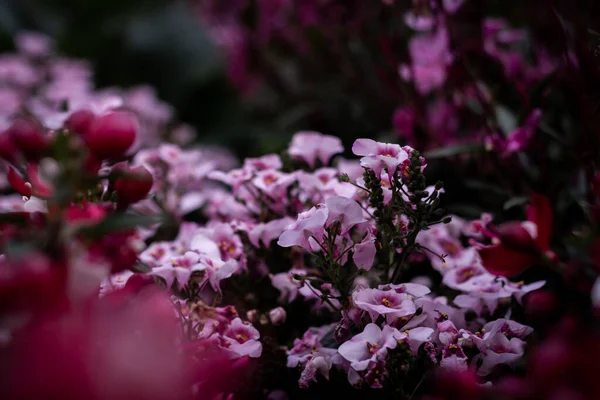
[278,206,328,251]
[222,317,262,358]
[247,217,295,248]
[194,256,239,293]
[324,196,366,233]
[472,330,526,376]
[270,269,301,303]
[353,288,417,323]
[243,153,282,171]
[442,263,490,291]
[150,251,201,288]
[352,138,410,177]
[440,343,469,372]
[393,327,434,354]
[353,231,377,271]
[404,26,453,94]
[288,131,344,168]
[298,355,332,388]
[377,282,432,298]
[337,323,398,371]
[269,307,287,325]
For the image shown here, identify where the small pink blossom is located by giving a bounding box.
[288,131,344,168]
[278,206,328,251]
[392,327,434,354]
[337,323,398,371]
[352,138,410,177]
[353,288,417,323]
[222,317,263,358]
[324,196,366,233]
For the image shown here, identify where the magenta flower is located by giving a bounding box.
[288,131,344,168]
[222,317,263,358]
[278,206,328,251]
[337,323,398,371]
[502,108,543,156]
[392,106,416,139]
[353,288,417,323]
[352,138,410,177]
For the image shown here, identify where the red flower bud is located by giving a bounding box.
[114,165,153,207]
[64,109,95,136]
[84,111,138,159]
[491,221,537,251]
[0,131,18,163]
[8,118,48,161]
[525,290,558,322]
[6,166,31,197]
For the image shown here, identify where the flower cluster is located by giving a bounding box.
[0,7,599,397]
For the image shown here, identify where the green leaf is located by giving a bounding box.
[424,143,485,159]
[495,105,517,135]
[503,196,528,210]
[464,179,509,196]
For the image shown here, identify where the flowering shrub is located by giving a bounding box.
[1,1,600,398]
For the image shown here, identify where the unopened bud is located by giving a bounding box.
[268,307,287,325]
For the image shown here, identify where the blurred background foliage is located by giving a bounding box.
[0,0,599,224]
[0,0,255,153]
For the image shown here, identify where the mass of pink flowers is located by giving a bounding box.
[0,3,599,398]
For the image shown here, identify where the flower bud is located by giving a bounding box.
[8,118,48,161]
[246,309,258,323]
[492,221,536,250]
[0,131,17,163]
[525,290,558,323]
[85,111,138,159]
[114,165,153,207]
[65,109,95,136]
[268,307,286,325]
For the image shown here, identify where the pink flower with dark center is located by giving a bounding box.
[440,343,469,372]
[352,138,410,177]
[392,327,434,354]
[442,263,489,291]
[222,317,262,358]
[150,251,201,288]
[353,288,417,323]
[337,323,398,371]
